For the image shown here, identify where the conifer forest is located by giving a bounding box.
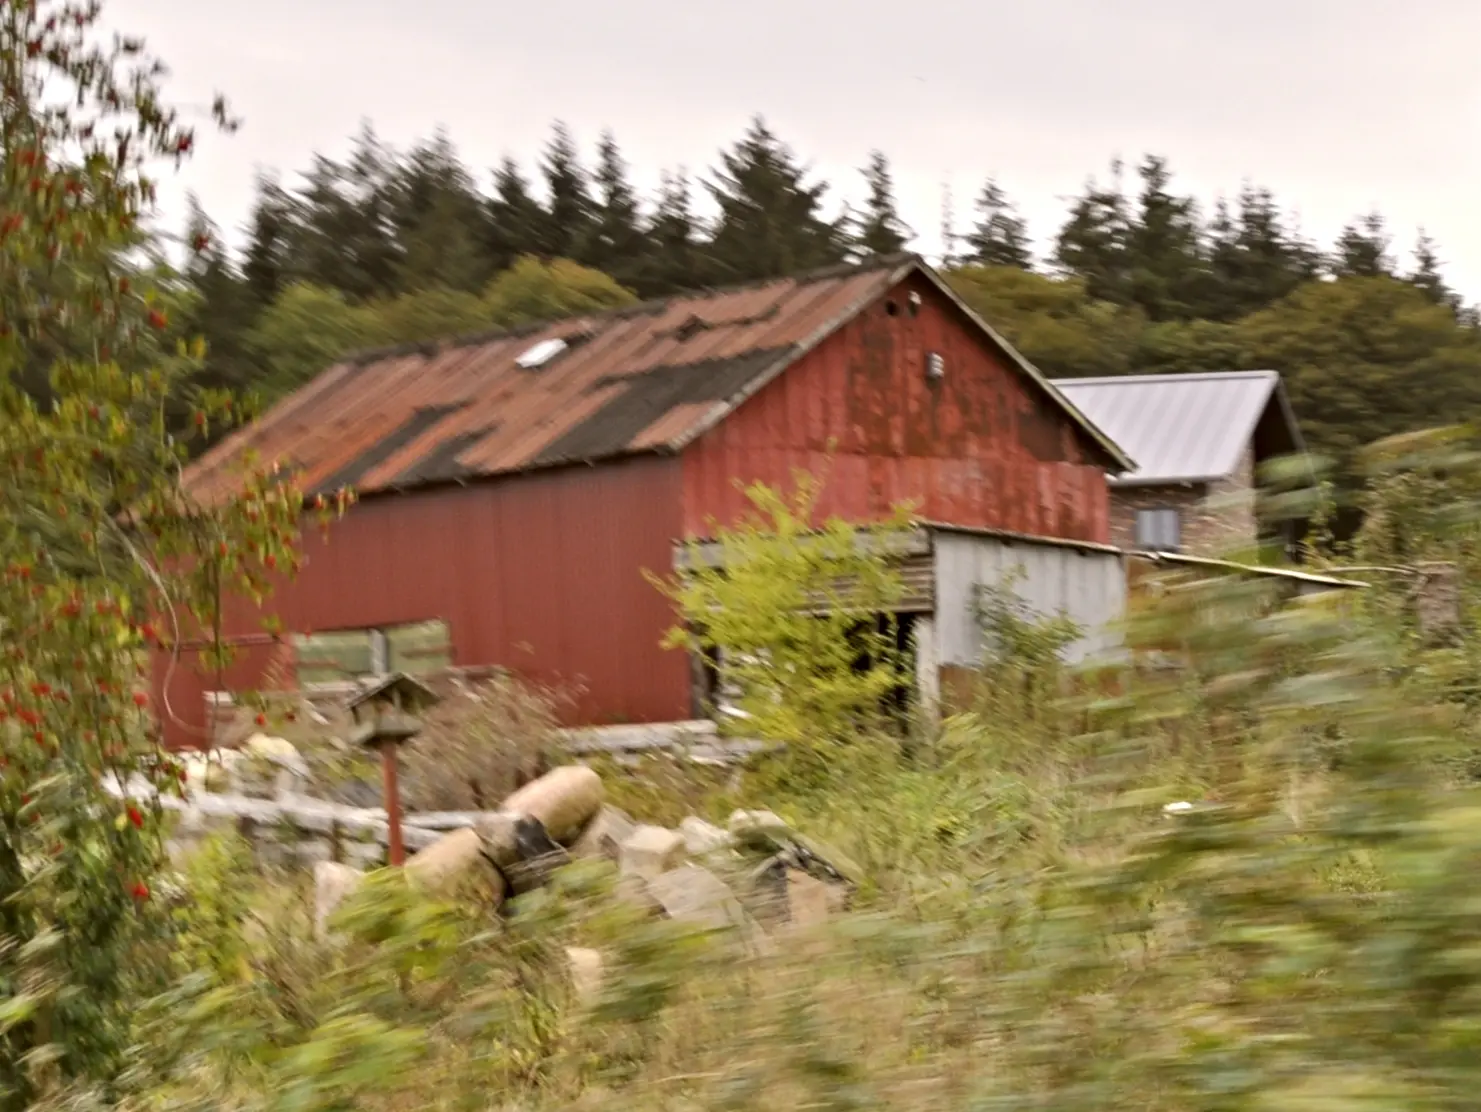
[158,117,1481,489]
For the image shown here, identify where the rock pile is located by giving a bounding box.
[315,764,860,990]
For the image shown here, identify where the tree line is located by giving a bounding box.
[162,116,1481,478]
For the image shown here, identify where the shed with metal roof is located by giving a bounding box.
[1048,370,1303,487]
[1049,370,1307,557]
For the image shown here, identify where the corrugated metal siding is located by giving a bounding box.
[682,271,1112,543]
[156,456,691,748]
[931,528,1126,666]
[1049,371,1281,485]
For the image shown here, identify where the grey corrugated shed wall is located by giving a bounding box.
[1049,371,1283,486]
[931,530,1126,666]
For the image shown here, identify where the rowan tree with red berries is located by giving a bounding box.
[0,2,330,1105]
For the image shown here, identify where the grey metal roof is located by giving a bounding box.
[1047,370,1298,487]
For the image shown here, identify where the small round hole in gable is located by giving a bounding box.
[884,299,899,316]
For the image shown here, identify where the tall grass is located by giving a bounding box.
[89,437,1481,1110]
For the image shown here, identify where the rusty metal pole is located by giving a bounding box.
[380,743,405,866]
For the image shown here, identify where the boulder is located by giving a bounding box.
[181,749,242,796]
[646,864,760,942]
[237,734,311,799]
[790,834,864,888]
[646,864,742,931]
[785,868,848,927]
[314,861,364,941]
[728,809,862,888]
[619,824,686,881]
[614,872,665,917]
[404,828,505,903]
[728,809,793,852]
[500,765,603,844]
[679,815,734,857]
[569,805,637,863]
[738,853,790,923]
[244,732,299,765]
[565,946,603,1006]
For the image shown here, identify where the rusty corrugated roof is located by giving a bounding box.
[184,253,1130,503]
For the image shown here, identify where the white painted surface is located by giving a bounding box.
[931,530,1126,667]
[912,615,941,722]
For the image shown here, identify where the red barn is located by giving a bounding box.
[165,254,1130,747]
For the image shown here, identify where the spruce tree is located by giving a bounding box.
[179,195,255,400]
[582,130,646,286]
[1231,184,1317,310]
[485,155,549,271]
[1125,155,1206,320]
[964,177,1032,268]
[290,123,399,300]
[855,150,911,257]
[1407,230,1454,308]
[704,116,848,282]
[633,168,707,296]
[242,172,295,307]
[391,129,489,292]
[1205,196,1243,319]
[1053,162,1133,303]
[539,121,595,260]
[1332,211,1394,279]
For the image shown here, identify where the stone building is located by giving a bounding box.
[1049,370,1307,557]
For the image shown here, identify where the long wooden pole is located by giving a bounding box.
[381,744,405,866]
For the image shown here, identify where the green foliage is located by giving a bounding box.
[1236,277,1481,474]
[44,425,1481,1112]
[580,129,647,288]
[244,282,383,398]
[371,286,489,346]
[946,263,1146,377]
[538,122,596,262]
[483,256,637,330]
[854,151,911,257]
[651,473,913,780]
[0,0,337,1102]
[704,116,850,283]
[964,178,1033,268]
[390,128,492,294]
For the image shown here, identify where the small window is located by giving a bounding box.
[293,628,375,687]
[385,619,453,676]
[1135,507,1181,552]
[293,619,451,687]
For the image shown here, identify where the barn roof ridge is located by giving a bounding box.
[183,252,1132,504]
[336,251,924,369]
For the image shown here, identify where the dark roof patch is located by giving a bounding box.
[532,347,796,468]
[314,403,467,495]
[391,426,497,488]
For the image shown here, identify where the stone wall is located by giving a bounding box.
[1109,446,1258,556]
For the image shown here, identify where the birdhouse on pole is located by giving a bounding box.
[347,672,439,866]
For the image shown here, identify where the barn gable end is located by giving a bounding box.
[681,270,1113,543]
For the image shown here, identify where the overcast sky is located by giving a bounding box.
[110,0,1481,300]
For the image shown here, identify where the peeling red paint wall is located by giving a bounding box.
[157,455,690,748]
[680,272,1111,541]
